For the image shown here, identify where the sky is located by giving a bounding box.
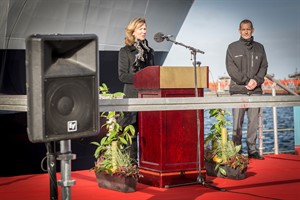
[163,0,300,82]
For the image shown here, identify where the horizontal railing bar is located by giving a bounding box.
[262,128,294,132]
[226,128,294,135]
[0,95,300,112]
[97,96,300,112]
[0,95,27,112]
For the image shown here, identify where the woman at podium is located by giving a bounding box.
[118,17,155,161]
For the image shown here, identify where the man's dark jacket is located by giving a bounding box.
[226,37,268,95]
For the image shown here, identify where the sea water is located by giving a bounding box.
[203,107,295,154]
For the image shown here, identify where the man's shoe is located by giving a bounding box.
[248,152,264,160]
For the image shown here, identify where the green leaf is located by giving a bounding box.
[100,137,107,145]
[90,141,100,146]
[119,137,128,145]
[235,144,242,153]
[107,112,116,119]
[219,166,227,176]
[113,92,125,98]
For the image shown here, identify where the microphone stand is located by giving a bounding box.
[163,37,225,192]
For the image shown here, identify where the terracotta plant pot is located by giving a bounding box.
[205,161,247,180]
[95,172,137,193]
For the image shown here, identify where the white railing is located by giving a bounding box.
[1,94,300,156]
[264,74,299,155]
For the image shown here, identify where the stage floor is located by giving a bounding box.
[1,154,300,200]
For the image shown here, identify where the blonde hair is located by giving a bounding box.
[124,17,146,46]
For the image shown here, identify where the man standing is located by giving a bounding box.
[226,19,268,160]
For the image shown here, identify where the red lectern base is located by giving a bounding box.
[138,168,206,188]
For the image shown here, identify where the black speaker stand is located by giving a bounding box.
[46,140,76,200]
[45,142,58,200]
[57,140,76,200]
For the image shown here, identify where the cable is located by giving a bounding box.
[45,142,58,200]
[40,156,48,172]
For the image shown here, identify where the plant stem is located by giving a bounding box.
[112,141,118,172]
[221,127,227,145]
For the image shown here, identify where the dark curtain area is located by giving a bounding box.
[0,50,167,94]
[0,50,26,94]
[0,49,167,176]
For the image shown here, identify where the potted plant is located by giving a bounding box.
[90,83,143,192]
[204,108,249,180]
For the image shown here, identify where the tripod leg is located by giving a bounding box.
[164,174,225,191]
[197,175,226,192]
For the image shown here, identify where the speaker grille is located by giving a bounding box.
[44,76,96,139]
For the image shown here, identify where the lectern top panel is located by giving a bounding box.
[134,66,208,89]
[160,66,208,88]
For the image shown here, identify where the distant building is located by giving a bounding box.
[208,71,300,95]
[288,68,300,80]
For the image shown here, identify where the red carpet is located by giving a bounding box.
[1,154,300,200]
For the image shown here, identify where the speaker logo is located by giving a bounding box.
[68,120,77,132]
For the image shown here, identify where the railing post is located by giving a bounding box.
[294,106,300,155]
[258,108,264,156]
[271,83,279,155]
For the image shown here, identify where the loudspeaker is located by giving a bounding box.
[25,34,99,143]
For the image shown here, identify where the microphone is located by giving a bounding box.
[154,32,173,43]
[192,61,202,66]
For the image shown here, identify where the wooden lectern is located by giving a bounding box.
[134,66,209,188]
